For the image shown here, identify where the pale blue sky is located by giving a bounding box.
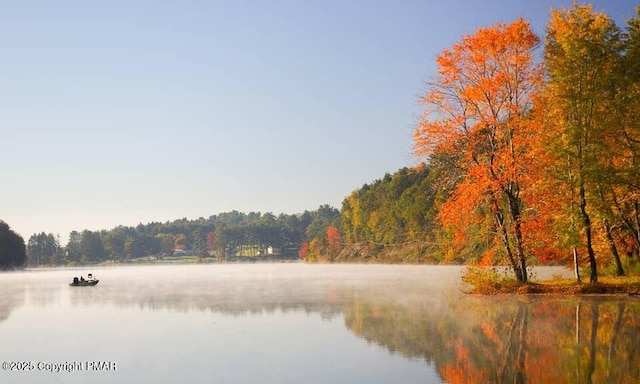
[1,0,636,243]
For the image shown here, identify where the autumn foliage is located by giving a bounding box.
[412,5,640,282]
[414,18,542,282]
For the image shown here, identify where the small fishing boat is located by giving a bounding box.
[70,273,99,286]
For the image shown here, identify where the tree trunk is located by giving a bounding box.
[573,247,582,283]
[514,220,528,283]
[603,219,624,276]
[579,183,598,283]
[497,214,522,282]
[568,155,581,283]
[634,201,640,258]
[493,197,524,282]
[507,190,528,283]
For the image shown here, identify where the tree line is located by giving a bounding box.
[18,207,339,266]
[13,166,440,267]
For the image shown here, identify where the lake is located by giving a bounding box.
[0,263,638,384]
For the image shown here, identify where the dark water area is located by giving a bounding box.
[0,264,637,383]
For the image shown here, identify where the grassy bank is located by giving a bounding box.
[462,267,640,295]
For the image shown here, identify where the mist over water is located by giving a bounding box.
[0,264,636,384]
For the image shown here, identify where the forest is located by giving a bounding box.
[1,4,639,285]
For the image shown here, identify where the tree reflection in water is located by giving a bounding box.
[342,293,640,384]
[0,285,25,322]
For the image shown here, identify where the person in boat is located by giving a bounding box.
[80,276,85,282]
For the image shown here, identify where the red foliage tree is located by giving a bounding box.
[298,242,310,260]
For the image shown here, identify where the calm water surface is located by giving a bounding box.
[0,264,638,384]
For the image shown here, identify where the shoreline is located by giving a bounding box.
[465,279,640,296]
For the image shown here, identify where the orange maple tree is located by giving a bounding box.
[414,18,543,282]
